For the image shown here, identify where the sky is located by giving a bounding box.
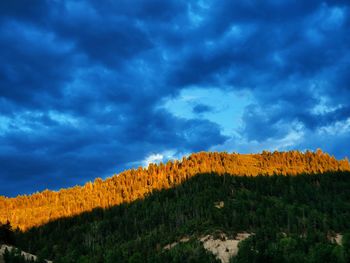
[1,0,350,197]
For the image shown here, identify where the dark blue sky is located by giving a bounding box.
[1,1,350,197]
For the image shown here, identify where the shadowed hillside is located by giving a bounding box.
[1,150,349,230]
[11,172,350,263]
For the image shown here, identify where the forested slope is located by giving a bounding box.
[1,150,349,230]
[10,171,350,263]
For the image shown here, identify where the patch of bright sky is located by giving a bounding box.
[162,87,253,136]
[213,123,305,154]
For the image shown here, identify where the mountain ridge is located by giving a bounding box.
[1,150,349,230]
[12,171,350,263]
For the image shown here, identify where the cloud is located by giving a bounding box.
[190,1,350,151]
[142,153,164,167]
[0,106,226,196]
[192,104,213,114]
[0,0,350,196]
[141,150,183,167]
[0,20,76,110]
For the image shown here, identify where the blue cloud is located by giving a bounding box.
[192,104,213,114]
[0,0,349,196]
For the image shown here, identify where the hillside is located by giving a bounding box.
[10,171,350,262]
[1,150,349,230]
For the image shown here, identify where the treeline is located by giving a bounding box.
[13,171,350,262]
[0,150,349,230]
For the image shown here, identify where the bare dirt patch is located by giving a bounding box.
[0,245,52,263]
[199,233,251,263]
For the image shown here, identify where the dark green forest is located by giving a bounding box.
[4,171,350,263]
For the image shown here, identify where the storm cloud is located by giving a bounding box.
[0,0,349,196]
